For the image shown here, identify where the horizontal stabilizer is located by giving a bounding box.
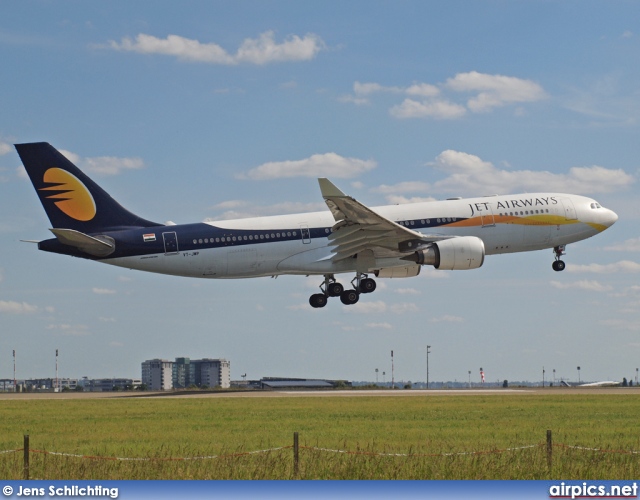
[49,228,115,257]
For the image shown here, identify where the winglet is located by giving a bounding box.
[318,178,347,199]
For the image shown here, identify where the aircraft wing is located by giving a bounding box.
[318,178,444,262]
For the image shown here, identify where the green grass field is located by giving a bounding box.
[1,393,639,479]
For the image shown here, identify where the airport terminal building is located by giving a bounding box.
[142,357,230,390]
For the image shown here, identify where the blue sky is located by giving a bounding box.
[1,1,639,385]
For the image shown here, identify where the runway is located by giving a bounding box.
[1,387,638,400]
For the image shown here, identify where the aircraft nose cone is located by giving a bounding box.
[606,209,618,227]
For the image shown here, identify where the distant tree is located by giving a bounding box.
[74,385,84,392]
[404,382,412,389]
[503,380,508,388]
[136,384,148,391]
[630,380,633,387]
[112,385,121,392]
[622,377,628,387]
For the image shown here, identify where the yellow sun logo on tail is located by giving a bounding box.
[39,168,97,221]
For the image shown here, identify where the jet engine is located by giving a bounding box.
[402,236,485,270]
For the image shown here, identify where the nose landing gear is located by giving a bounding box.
[552,245,566,272]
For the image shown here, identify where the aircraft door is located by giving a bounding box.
[478,204,495,228]
[561,199,578,220]
[300,224,311,244]
[163,232,179,255]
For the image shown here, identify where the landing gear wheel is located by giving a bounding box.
[359,278,377,294]
[340,289,360,305]
[552,260,566,272]
[309,293,328,308]
[327,282,344,297]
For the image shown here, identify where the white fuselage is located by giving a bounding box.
[102,192,617,280]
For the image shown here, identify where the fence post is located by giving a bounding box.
[546,429,552,473]
[23,434,29,480]
[293,432,299,477]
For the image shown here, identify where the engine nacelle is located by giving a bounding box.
[375,265,421,278]
[406,236,485,270]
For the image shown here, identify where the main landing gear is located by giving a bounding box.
[552,245,566,272]
[309,273,377,308]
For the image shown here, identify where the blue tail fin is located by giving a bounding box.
[16,142,160,232]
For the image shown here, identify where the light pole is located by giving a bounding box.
[391,350,394,389]
[375,368,379,384]
[636,368,638,386]
[382,371,386,385]
[13,350,16,393]
[468,370,471,388]
[55,348,59,392]
[426,345,431,389]
[577,366,581,384]
[553,368,556,385]
[542,367,545,388]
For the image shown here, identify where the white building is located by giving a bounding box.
[141,359,173,391]
[141,357,231,390]
[194,358,231,388]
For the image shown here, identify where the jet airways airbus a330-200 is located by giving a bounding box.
[16,142,618,308]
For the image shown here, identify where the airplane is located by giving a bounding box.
[15,142,618,308]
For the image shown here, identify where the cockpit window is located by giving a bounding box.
[590,202,603,209]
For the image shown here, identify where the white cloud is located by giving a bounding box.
[428,150,634,195]
[384,195,438,204]
[46,323,91,336]
[346,73,546,118]
[373,181,432,194]
[429,315,464,323]
[92,287,117,295]
[60,150,144,176]
[365,322,393,330]
[106,31,325,65]
[390,98,467,119]
[344,300,388,314]
[405,83,440,97]
[567,261,640,274]
[211,200,249,210]
[390,302,419,314]
[0,300,38,314]
[0,142,11,156]
[550,280,613,292]
[207,201,327,221]
[240,153,376,180]
[395,288,420,295]
[446,71,547,112]
[344,81,439,107]
[600,319,640,332]
[605,239,640,252]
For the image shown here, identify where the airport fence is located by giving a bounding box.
[3,431,640,479]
